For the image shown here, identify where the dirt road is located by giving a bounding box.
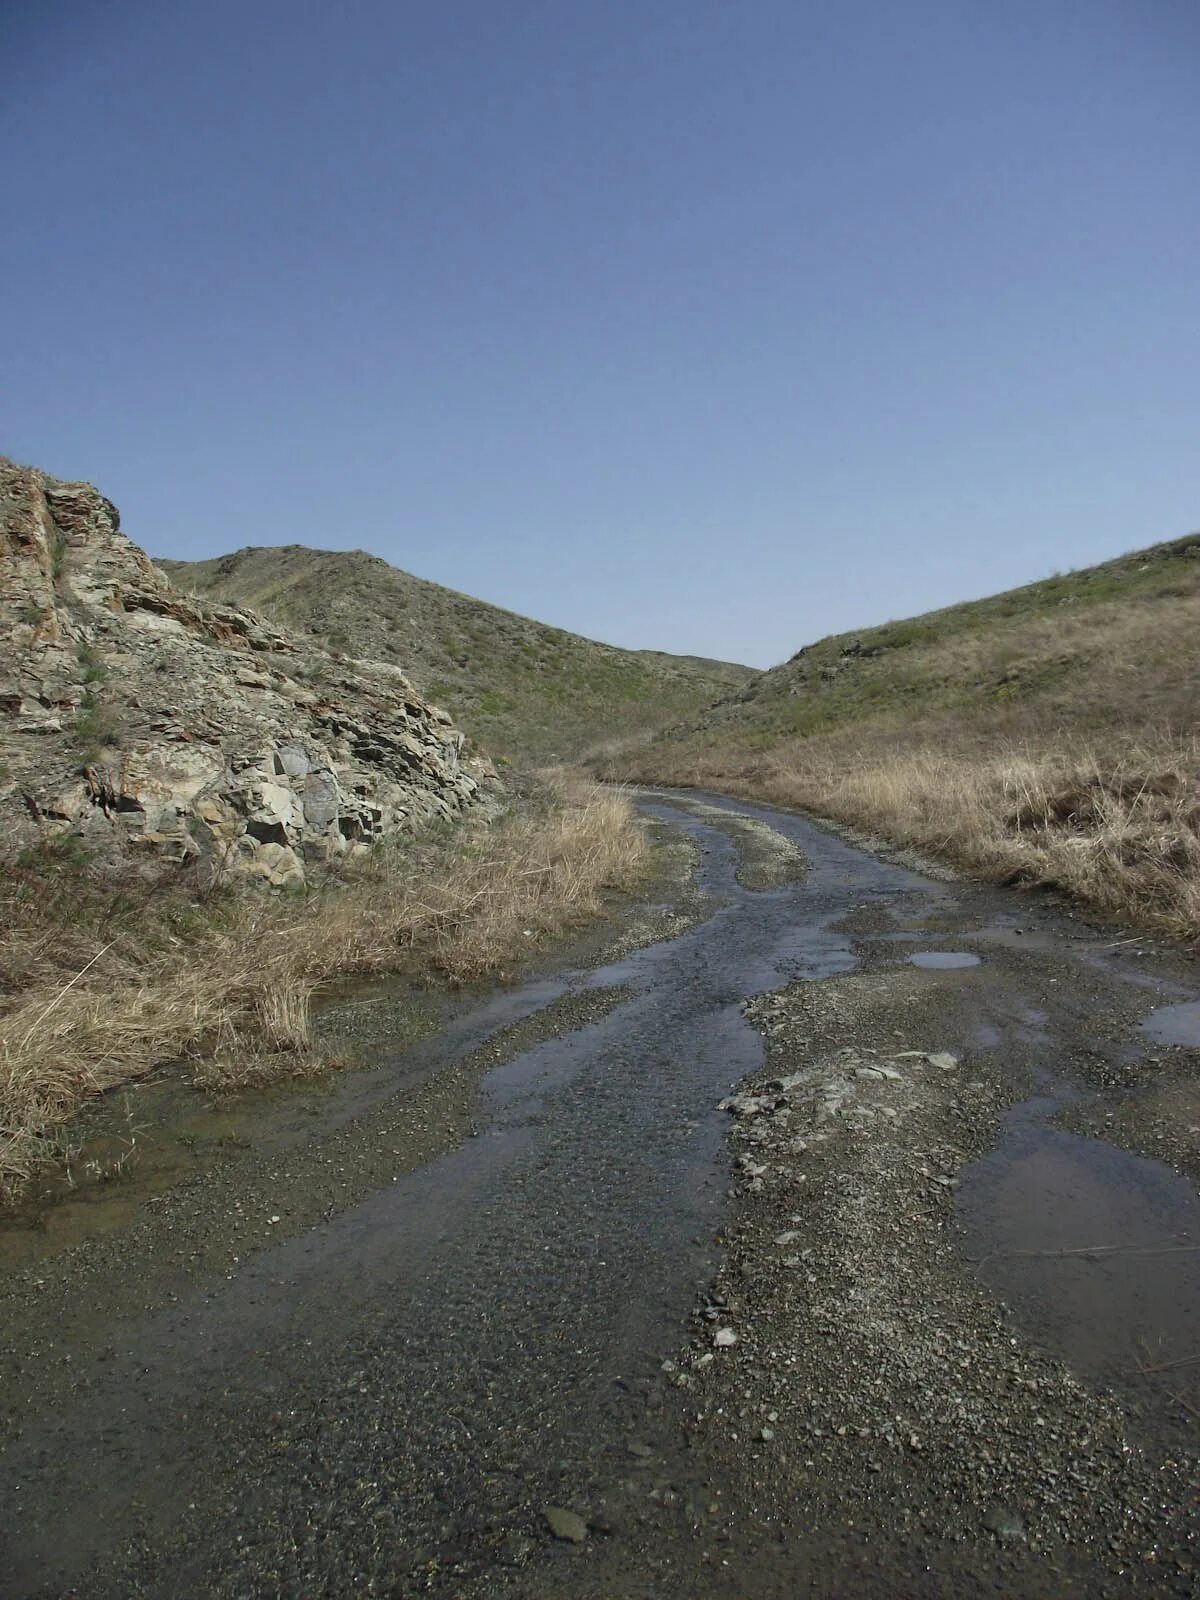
[0,792,1196,1596]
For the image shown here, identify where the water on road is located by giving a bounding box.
[0,792,1195,1598]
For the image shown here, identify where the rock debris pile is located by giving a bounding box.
[646,975,1195,1591]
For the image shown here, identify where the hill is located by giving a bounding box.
[607,533,1200,938]
[0,460,485,886]
[160,546,753,763]
[0,459,649,1194]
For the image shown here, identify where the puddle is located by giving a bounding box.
[0,977,566,1272]
[1141,1000,1200,1048]
[0,1077,333,1271]
[909,951,981,970]
[0,795,884,1284]
[958,1093,1200,1450]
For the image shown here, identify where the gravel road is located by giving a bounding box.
[0,792,1196,1597]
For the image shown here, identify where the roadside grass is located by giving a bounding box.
[603,535,1200,943]
[613,728,1200,942]
[0,778,647,1199]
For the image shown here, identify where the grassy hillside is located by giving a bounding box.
[607,533,1200,939]
[161,546,752,763]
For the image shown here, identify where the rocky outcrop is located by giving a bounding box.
[0,459,492,885]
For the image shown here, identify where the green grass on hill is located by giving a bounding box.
[607,532,1200,940]
[160,546,752,764]
[695,531,1200,748]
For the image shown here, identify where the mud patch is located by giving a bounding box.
[910,950,982,969]
[0,982,635,1364]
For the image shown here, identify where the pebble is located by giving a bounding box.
[982,1506,1028,1545]
[543,1506,588,1543]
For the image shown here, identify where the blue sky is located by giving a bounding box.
[4,1,1197,668]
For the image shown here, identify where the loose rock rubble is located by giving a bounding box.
[0,459,492,883]
[639,973,1197,1597]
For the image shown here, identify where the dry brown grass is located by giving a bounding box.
[622,728,1200,942]
[0,778,647,1197]
[605,537,1200,943]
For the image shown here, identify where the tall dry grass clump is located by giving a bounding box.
[627,729,1200,942]
[0,779,647,1197]
[607,536,1200,942]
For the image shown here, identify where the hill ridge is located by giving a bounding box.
[607,527,1200,940]
[161,544,753,762]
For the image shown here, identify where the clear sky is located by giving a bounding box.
[4,2,1197,668]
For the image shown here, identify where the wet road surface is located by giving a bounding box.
[0,792,1196,1597]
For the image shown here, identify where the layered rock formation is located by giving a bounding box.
[0,459,489,885]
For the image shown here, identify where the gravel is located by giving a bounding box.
[1,792,1196,1600]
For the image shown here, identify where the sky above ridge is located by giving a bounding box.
[3,1,1197,668]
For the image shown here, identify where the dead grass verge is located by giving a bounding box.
[0,778,647,1198]
[599,530,1199,941]
[614,731,1200,943]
